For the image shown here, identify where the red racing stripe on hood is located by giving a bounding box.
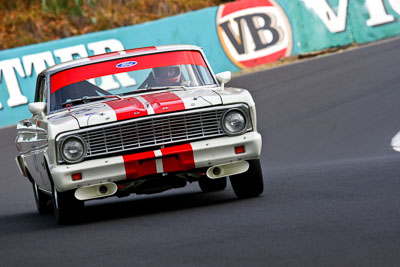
[105,97,148,121]
[141,92,185,114]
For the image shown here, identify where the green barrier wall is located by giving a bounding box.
[286,0,400,54]
[0,0,399,128]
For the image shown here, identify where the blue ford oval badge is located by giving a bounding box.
[116,61,137,68]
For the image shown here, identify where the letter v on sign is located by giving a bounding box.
[302,0,349,33]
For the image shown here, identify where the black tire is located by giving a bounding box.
[230,159,264,198]
[52,183,83,225]
[199,177,227,193]
[32,182,52,214]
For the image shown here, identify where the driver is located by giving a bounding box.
[151,65,182,86]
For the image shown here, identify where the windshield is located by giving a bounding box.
[49,50,216,112]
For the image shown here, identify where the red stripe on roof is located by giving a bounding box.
[51,50,206,93]
[124,46,157,54]
[89,52,120,61]
[88,47,157,61]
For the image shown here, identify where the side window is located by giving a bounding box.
[37,78,47,103]
[180,65,190,82]
[195,65,214,85]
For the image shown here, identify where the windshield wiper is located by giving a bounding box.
[122,86,187,96]
[61,95,121,108]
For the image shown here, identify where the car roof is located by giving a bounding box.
[41,44,204,76]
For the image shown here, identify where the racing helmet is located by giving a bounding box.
[152,65,182,85]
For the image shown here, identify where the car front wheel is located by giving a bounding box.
[33,182,52,214]
[229,159,264,198]
[52,184,83,225]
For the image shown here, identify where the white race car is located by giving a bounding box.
[15,45,263,224]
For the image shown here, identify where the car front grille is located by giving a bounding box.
[78,108,227,158]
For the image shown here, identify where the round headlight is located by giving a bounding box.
[61,136,86,163]
[222,109,247,135]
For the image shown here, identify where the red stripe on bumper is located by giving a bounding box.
[161,143,195,172]
[123,143,195,179]
[123,151,157,179]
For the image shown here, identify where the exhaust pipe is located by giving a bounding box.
[74,182,118,201]
[206,161,249,179]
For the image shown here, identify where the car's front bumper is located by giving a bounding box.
[50,131,262,192]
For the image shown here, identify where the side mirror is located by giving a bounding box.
[216,71,231,90]
[28,102,46,117]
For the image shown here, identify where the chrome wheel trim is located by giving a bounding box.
[33,183,39,200]
[54,187,59,211]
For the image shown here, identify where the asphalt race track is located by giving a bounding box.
[1,38,400,266]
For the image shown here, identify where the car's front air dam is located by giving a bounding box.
[74,182,118,200]
[206,161,249,179]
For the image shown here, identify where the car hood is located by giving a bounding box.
[48,88,225,129]
[46,87,255,138]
